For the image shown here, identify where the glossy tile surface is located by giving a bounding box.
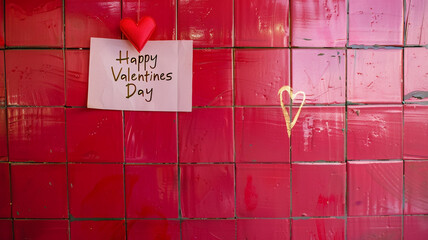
[405,0,428,45]
[292,218,345,240]
[0,163,10,218]
[0,220,12,240]
[0,51,5,106]
[0,108,7,160]
[65,50,89,107]
[404,105,428,160]
[404,161,428,214]
[237,219,290,240]
[404,216,428,240]
[71,220,125,240]
[404,48,428,102]
[127,220,180,240]
[14,220,69,240]
[347,216,402,240]
[182,220,235,240]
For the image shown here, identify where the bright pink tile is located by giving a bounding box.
[8,108,65,162]
[0,51,5,106]
[347,161,403,216]
[237,219,290,240]
[291,0,346,47]
[292,106,345,162]
[67,109,123,163]
[347,105,402,160]
[347,216,401,240]
[0,220,12,240]
[66,50,89,107]
[236,164,290,217]
[349,0,403,46]
[180,164,234,218]
[125,165,178,218]
[6,50,65,106]
[404,216,428,240]
[404,105,428,160]
[235,49,290,106]
[65,0,121,48]
[178,0,232,47]
[125,111,176,163]
[11,164,67,218]
[0,109,7,159]
[347,49,402,104]
[5,0,62,47]
[127,220,179,240]
[292,163,345,217]
[179,108,233,163]
[71,220,125,240]
[405,161,428,214]
[404,48,428,102]
[405,0,428,45]
[123,0,176,40]
[68,163,124,218]
[193,49,233,106]
[235,0,289,47]
[291,49,345,104]
[14,220,69,240]
[0,163,10,217]
[182,220,235,240]
[292,218,345,240]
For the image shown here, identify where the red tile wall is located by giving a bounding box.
[0,0,427,239]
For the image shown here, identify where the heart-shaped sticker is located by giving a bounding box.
[120,17,156,52]
[278,86,306,138]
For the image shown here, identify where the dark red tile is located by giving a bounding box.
[5,0,63,47]
[68,163,124,218]
[404,216,428,240]
[0,1,4,47]
[71,220,125,240]
[0,163,10,217]
[404,105,428,160]
[235,49,290,106]
[292,163,345,217]
[127,220,180,240]
[14,220,69,240]
[291,106,345,162]
[347,161,403,216]
[0,51,5,106]
[236,164,290,217]
[347,216,401,240]
[178,0,232,47]
[65,50,89,107]
[179,108,233,163]
[405,161,428,214]
[180,164,234,218]
[405,0,428,45]
[0,220,12,240]
[193,49,233,107]
[67,109,124,163]
[347,105,402,160]
[235,0,289,47]
[0,108,7,159]
[6,50,65,106]
[237,219,289,240]
[8,108,65,162]
[404,48,428,102]
[182,220,235,240]
[292,218,345,240]
[11,164,67,218]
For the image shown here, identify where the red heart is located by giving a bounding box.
[120,17,156,52]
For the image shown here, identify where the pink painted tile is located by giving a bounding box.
[235,107,290,163]
[347,49,402,104]
[404,105,428,160]
[404,216,428,240]
[235,0,289,47]
[8,108,65,162]
[123,0,176,40]
[347,105,402,160]
[404,161,428,214]
[291,106,345,162]
[14,220,69,240]
[6,50,65,106]
[291,0,346,47]
[0,163,10,218]
[292,163,345,217]
[180,164,234,218]
[292,218,345,240]
[5,0,62,47]
[65,0,121,48]
[65,50,89,107]
[127,220,180,240]
[235,49,290,106]
[291,49,345,104]
[0,51,5,106]
[11,164,67,218]
[0,109,7,160]
[178,0,232,47]
[193,49,233,106]
[68,163,124,218]
[236,164,290,217]
[237,219,290,240]
[0,220,12,240]
[405,0,428,45]
[71,220,125,240]
[347,216,401,240]
[182,220,235,240]
[404,48,428,102]
[179,108,233,163]
[347,161,403,216]
[349,0,404,46]
[125,111,176,163]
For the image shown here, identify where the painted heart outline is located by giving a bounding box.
[278,86,306,138]
[120,16,156,52]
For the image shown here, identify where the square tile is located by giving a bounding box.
[292,218,345,240]
[0,220,12,240]
[14,220,69,240]
[347,161,403,216]
[404,105,428,160]
[8,108,66,162]
[71,220,125,240]
[347,216,401,240]
[405,0,428,45]
[347,105,402,160]
[404,216,428,240]
[6,50,65,106]
[0,108,7,160]
[404,161,428,214]
[180,164,234,218]
[292,163,345,217]
[11,164,68,218]
[182,220,235,240]
[237,219,290,240]
[404,48,428,102]
[179,108,233,163]
[235,0,289,47]
[127,220,179,240]
[65,50,89,107]
[0,163,10,218]
[68,163,124,218]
